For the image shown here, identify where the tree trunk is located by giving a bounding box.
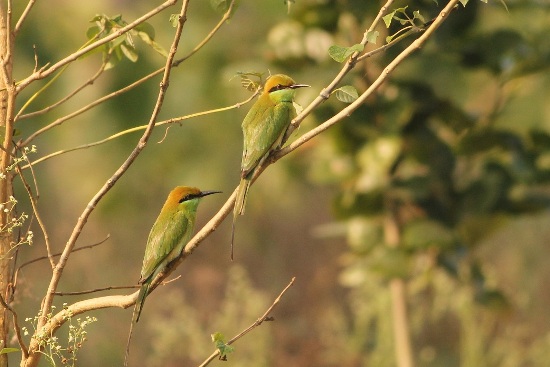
[384,212,415,367]
[0,3,14,366]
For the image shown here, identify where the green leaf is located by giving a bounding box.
[369,247,411,279]
[402,220,455,250]
[86,25,102,40]
[104,52,120,70]
[136,31,168,58]
[328,44,364,63]
[383,7,408,28]
[211,332,235,358]
[210,0,230,13]
[169,14,179,27]
[233,71,265,91]
[120,43,138,62]
[135,22,155,41]
[459,0,469,6]
[382,11,396,28]
[89,14,104,23]
[413,10,425,23]
[333,86,359,103]
[0,348,19,355]
[365,30,379,45]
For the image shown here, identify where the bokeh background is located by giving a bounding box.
[9,0,550,366]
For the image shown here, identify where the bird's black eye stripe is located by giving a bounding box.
[268,83,288,93]
[179,194,197,203]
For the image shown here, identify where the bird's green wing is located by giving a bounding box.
[241,101,295,176]
[140,210,189,282]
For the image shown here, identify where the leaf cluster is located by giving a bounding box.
[86,14,168,69]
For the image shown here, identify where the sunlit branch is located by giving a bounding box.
[14,163,53,267]
[53,276,181,296]
[12,236,110,291]
[18,0,238,148]
[22,91,258,168]
[15,0,178,93]
[16,59,108,121]
[14,0,36,35]
[198,277,296,367]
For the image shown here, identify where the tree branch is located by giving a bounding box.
[199,277,296,367]
[15,59,108,121]
[22,91,258,168]
[18,0,237,148]
[15,0,178,93]
[13,0,36,35]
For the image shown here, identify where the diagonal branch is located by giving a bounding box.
[198,277,296,367]
[281,0,396,143]
[22,90,258,168]
[13,0,36,35]
[15,59,108,121]
[15,0,178,93]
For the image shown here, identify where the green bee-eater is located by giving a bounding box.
[133,186,220,322]
[231,74,309,258]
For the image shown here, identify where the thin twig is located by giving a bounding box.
[53,275,181,296]
[198,277,296,367]
[16,60,108,121]
[19,70,159,147]
[14,0,36,35]
[22,91,258,168]
[174,0,236,66]
[12,236,110,291]
[14,164,53,267]
[15,0,178,93]
[0,293,28,358]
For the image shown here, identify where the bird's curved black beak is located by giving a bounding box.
[290,84,310,89]
[199,190,222,198]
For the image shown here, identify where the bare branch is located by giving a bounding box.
[174,0,236,66]
[0,293,28,358]
[13,236,110,291]
[14,0,36,35]
[18,69,160,147]
[198,277,296,367]
[16,59,108,121]
[53,275,181,296]
[14,163,54,268]
[22,91,258,168]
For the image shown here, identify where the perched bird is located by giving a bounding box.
[231,74,309,258]
[125,186,220,365]
[133,186,220,322]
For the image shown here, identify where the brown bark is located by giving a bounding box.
[0,3,15,366]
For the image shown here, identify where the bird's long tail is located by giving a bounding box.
[231,177,251,260]
[125,282,150,366]
[134,282,149,323]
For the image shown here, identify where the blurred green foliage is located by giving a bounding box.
[9,0,550,366]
